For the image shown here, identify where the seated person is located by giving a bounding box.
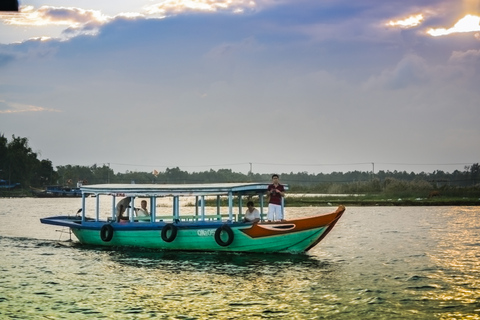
[243,201,260,223]
[135,200,150,221]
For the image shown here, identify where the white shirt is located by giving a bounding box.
[244,208,260,221]
[136,208,149,216]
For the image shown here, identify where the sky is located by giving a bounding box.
[1,0,480,176]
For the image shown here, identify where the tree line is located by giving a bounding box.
[1,134,479,197]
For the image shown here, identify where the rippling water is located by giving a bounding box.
[1,198,479,319]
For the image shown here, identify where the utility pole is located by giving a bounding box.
[249,162,253,175]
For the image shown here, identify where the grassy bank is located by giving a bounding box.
[204,195,480,207]
[286,195,480,207]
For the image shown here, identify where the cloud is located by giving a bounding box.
[364,54,429,90]
[144,0,256,16]
[446,49,480,80]
[5,5,110,27]
[0,1,260,43]
[0,51,15,66]
[364,47,480,92]
[427,14,480,36]
[387,14,424,28]
[449,48,480,62]
[0,100,61,114]
[2,5,125,41]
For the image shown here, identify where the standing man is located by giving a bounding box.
[267,174,286,222]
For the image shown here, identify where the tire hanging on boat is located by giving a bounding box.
[161,223,178,242]
[100,224,114,242]
[214,225,234,247]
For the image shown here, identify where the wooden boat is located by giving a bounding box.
[30,185,82,197]
[0,179,20,189]
[40,183,345,254]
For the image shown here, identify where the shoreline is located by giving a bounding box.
[289,198,480,207]
[1,191,479,207]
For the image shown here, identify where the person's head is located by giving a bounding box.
[141,200,147,208]
[272,174,279,181]
[247,201,254,208]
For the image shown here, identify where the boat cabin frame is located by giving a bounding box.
[80,183,288,223]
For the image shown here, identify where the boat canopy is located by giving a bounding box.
[80,182,287,197]
[77,183,289,224]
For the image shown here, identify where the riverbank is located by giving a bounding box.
[288,197,480,207]
[2,189,479,206]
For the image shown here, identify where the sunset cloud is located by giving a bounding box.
[4,6,110,27]
[0,101,61,114]
[144,0,256,16]
[387,14,424,28]
[0,1,257,42]
[427,14,480,36]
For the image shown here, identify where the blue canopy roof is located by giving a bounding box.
[81,182,288,197]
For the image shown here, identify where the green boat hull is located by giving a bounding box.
[72,224,329,254]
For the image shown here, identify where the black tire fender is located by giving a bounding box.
[100,224,114,242]
[214,225,234,247]
[161,223,178,242]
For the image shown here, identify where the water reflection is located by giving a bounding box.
[106,248,334,271]
[427,207,480,318]
[4,201,480,319]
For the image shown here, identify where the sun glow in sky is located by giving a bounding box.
[428,14,480,36]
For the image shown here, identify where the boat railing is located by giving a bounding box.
[106,213,245,223]
[155,213,235,222]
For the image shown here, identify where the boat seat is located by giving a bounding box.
[136,216,151,222]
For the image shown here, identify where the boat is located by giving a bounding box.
[40,183,345,254]
[30,185,82,197]
[0,179,21,189]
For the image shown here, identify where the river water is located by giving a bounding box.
[0,198,479,319]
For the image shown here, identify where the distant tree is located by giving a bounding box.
[465,163,480,185]
[0,134,55,187]
[0,135,8,180]
[33,159,58,187]
[164,167,190,183]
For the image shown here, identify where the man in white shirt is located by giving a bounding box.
[243,201,260,223]
[136,200,149,216]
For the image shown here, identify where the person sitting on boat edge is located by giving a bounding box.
[116,197,131,222]
[267,174,286,222]
[243,201,260,223]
